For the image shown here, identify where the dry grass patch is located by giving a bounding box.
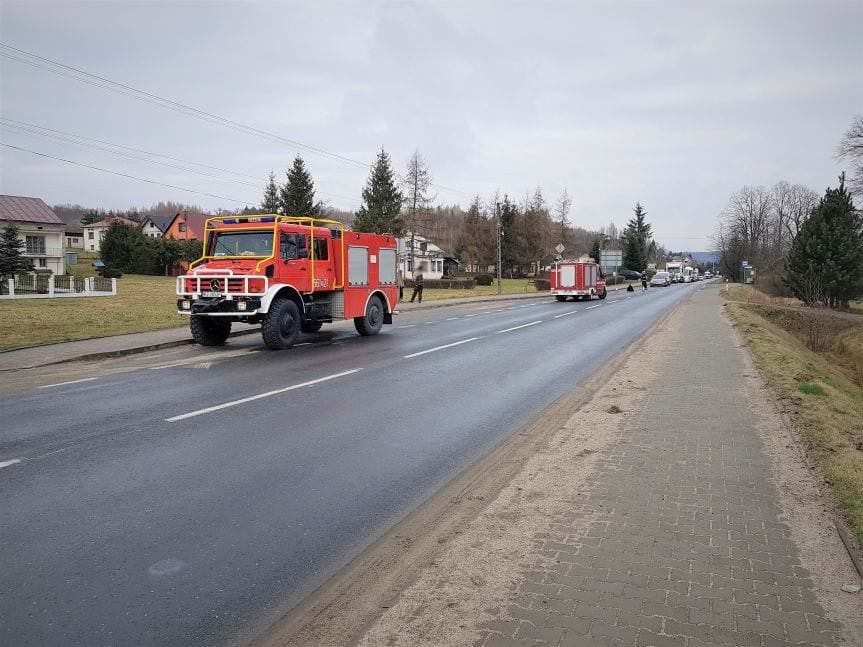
[0,275,185,351]
[726,301,863,544]
[416,278,543,301]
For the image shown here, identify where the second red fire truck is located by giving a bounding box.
[176,215,399,349]
[550,258,607,301]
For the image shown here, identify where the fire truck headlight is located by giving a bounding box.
[237,301,248,311]
[181,300,191,310]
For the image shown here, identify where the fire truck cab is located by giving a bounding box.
[550,259,607,302]
[176,215,399,349]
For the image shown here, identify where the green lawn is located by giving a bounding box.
[0,275,185,351]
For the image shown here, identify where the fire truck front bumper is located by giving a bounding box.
[178,297,262,316]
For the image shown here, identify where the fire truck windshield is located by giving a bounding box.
[210,231,273,257]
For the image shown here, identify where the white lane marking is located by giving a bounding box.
[446,317,460,321]
[626,296,632,299]
[424,321,437,325]
[585,304,602,310]
[464,314,478,317]
[398,324,416,328]
[0,458,23,469]
[148,349,259,370]
[496,320,542,334]
[165,368,363,422]
[553,309,579,319]
[404,337,481,359]
[38,377,98,389]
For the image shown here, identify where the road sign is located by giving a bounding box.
[599,249,622,274]
[555,243,566,254]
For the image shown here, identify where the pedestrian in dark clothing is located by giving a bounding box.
[410,271,424,303]
[641,275,648,291]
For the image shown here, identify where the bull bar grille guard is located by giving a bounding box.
[176,268,269,298]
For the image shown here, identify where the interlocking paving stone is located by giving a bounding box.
[480,289,843,647]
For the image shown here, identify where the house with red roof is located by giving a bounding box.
[0,195,66,274]
[81,215,138,252]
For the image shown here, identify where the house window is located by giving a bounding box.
[38,258,47,267]
[88,231,94,240]
[25,236,46,255]
[179,223,187,232]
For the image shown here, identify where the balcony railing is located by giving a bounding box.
[23,247,63,257]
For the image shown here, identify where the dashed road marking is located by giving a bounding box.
[553,309,579,319]
[398,324,416,328]
[446,317,460,321]
[496,320,542,334]
[165,368,363,422]
[0,458,23,469]
[585,304,602,310]
[404,337,481,359]
[37,377,98,389]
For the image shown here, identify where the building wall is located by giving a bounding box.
[141,222,163,239]
[82,225,109,252]
[16,224,65,274]
[65,234,84,248]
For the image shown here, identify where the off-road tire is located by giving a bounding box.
[354,295,384,336]
[301,320,323,334]
[599,289,607,300]
[190,316,231,346]
[261,297,301,349]
[555,295,567,302]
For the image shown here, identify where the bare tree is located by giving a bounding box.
[402,150,435,272]
[554,188,572,249]
[784,183,819,241]
[836,114,863,197]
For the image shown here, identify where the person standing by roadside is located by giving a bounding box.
[641,273,648,291]
[410,269,424,303]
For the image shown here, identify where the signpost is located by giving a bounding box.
[599,249,622,276]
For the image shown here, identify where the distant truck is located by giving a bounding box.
[176,215,399,349]
[551,260,607,301]
[666,261,683,280]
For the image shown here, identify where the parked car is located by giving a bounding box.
[618,269,642,280]
[650,271,672,287]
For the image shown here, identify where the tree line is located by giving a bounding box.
[713,115,863,309]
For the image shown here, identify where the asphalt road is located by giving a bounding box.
[0,282,705,646]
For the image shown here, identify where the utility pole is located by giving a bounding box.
[496,201,502,295]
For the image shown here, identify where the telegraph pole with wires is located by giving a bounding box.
[496,201,502,295]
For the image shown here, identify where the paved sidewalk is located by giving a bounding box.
[482,288,844,647]
[0,291,551,371]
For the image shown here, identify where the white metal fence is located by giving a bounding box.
[0,274,117,299]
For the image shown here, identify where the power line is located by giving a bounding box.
[0,42,475,198]
[0,117,361,204]
[1,142,255,204]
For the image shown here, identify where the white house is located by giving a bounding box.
[82,215,137,252]
[0,195,66,275]
[140,215,173,239]
[397,232,448,280]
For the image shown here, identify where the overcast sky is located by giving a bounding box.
[1,1,860,251]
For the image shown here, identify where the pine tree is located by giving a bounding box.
[590,238,602,264]
[555,188,572,249]
[280,156,318,217]
[786,174,863,309]
[261,171,281,214]
[499,195,518,276]
[0,224,33,277]
[622,202,653,271]
[353,148,404,234]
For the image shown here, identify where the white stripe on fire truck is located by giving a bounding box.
[164,368,363,422]
[403,337,481,359]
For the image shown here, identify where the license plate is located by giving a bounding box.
[201,291,221,297]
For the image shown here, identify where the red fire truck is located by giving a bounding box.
[550,259,607,301]
[176,215,399,349]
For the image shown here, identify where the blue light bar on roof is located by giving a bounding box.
[221,218,237,224]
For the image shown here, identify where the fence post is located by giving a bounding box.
[48,275,55,296]
[7,278,13,297]
[111,278,117,295]
[85,277,93,294]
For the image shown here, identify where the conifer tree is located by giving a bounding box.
[353,148,404,234]
[622,202,653,271]
[280,156,318,217]
[0,224,32,277]
[261,171,281,214]
[786,174,862,309]
[590,238,602,264]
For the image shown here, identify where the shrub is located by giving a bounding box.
[406,278,475,289]
[532,279,551,291]
[100,267,123,279]
[474,274,494,286]
[799,383,826,396]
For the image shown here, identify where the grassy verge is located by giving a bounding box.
[404,278,542,301]
[722,291,863,543]
[0,275,185,351]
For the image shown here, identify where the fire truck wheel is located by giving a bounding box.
[555,295,567,302]
[261,297,301,349]
[599,289,607,300]
[190,316,231,346]
[355,295,384,336]
[301,320,323,334]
